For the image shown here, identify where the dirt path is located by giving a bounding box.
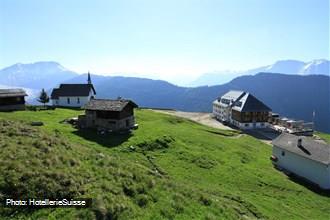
[152,109,234,130]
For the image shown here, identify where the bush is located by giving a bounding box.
[137,135,174,151]
[167,117,184,124]
[136,194,149,207]
[192,155,218,169]
[199,194,212,206]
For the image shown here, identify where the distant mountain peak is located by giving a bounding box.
[308,59,328,64]
[273,59,304,64]
[0,61,78,89]
[9,61,69,71]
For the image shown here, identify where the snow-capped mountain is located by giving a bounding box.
[190,59,330,86]
[256,60,305,74]
[301,59,329,75]
[253,59,329,75]
[0,61,78,89]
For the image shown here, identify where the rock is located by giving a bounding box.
[30,121,44,126]
[96,153,105,159]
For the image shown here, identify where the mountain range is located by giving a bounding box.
[0,61,329,133]
[189,59,330,86]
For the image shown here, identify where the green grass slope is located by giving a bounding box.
[0,109,329,220]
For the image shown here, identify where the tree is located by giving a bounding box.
[38,88,49,108]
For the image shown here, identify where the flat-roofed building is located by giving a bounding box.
[213,90,271,129]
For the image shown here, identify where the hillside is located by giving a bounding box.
[0,109,329,219]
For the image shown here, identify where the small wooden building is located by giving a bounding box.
[0,89,27,111]
[78,99,138,131]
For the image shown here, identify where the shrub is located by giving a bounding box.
[192,155,218,169]
[136,194,149,207]
[137,135,174,151]
[122,181,136,197]
[199,194,212,206]
[167,117,184,124]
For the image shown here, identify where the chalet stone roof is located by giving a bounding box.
[221,90,245,102]
[51,84,96,99]
[272,133,330,165]
[0,89,27,98]
[214,90,271,112]
[84,99,138,111]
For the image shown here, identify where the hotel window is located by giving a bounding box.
[67,98,70,104]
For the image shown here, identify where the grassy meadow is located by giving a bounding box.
[0,108,329,219]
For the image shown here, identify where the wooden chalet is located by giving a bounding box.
[0,89,27,111]
[78,99,138,131]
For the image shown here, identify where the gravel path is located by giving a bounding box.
[152,109,234,130]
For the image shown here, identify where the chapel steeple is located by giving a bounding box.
[87,71,92,84]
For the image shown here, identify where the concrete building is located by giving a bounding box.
[0,89,27,111]
[51,72,96,107]
[271,133,330,189]
[213,90,271,129]
[78,99,138,131]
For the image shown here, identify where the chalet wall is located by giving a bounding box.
[0,96,25,106]
[0,104,25,111]
[212,102,230,122]
[272,146,330,189]
[51,90,95,107]
[93,116,134,131]
[231,120,268,129]
[84,110,135,131]
[0,96,26,111]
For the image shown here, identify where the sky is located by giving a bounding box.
[0,0,329,84]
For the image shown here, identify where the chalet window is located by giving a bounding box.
[221,99,230,104]
[281,151,285,156]
[234,101,242,107]
[77,98,80,104]
[67,98,70,104]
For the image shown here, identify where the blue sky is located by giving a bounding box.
[0,0,329,83]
